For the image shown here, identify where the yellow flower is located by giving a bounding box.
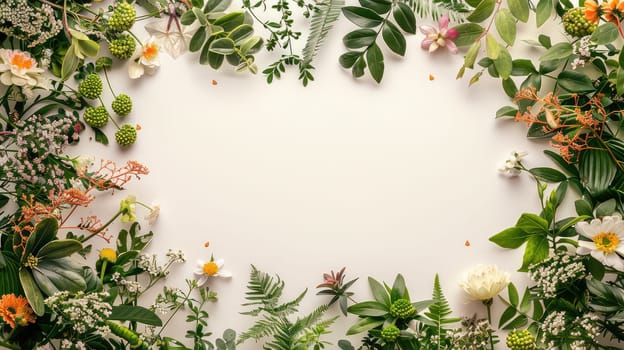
[120,194,137,223]
[99,248,117,263]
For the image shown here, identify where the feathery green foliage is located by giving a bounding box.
[302,0,346,65]
[238,266,338,349]
[423,274,461,342]
[409,0,470,23]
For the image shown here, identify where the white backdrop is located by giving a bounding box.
[72,12,559,348]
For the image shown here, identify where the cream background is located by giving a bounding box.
[71,12,562,348]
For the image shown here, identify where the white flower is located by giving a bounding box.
[460,264,510,301]
[128,37,160,79]
[144,19,199,59]
[193,258,232,287]
[72,155,94,173]
[576,214,624,271]
[498,150,527,177]
[145,203,160,225]
[0,48,51,96]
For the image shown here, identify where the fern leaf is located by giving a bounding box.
[238,316,282,344]
[424,274,461,339]
[302,0,345,65]
[265,318,295,350]
[409,0,470,23]
[292,304,329,334]
[271,289,307,316]
[243,265,285,312]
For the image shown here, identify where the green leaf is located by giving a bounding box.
[502,78,517,98]
[502,315,528,330]
[20,269,44,316]
[239,36,263,55]
[205,0,232,12]
[529,167,567,182]
[489,227,532,249]
[392,3,416,34]
[0,253,22,296]
[512,59,537,75]
[369,277,390,305]
[508,0,529,22]
[617,68,624,96]
[596,198,617,217]
[37,239,82,259]
[539,42,572,61]
[494,46,512,79]
[24,218,58,260]
[61,44,80,81]
[467,0,496,23]
[485,33,500,59]
[543,150,579,177]
[366,42,384,83]
[33,258,87,295]
[343,29,377,49]
[229,24,254,43]
[499,305,517,327]
[342,6,384,28]
[347,301,389,316]
[76,39,100,58]
[346,317,385,335]
[535,0,552,27]
[338,340,355,350]
[575,199,593,216]
[193,7,208,25]
[339,51,362,68]
[579,149,617,197]
[190,28,208,52]
[496,106,517,118]
[495,9,516,45]
[520,235,549,271]
[557,70,595,93]
[516,213,549,235]
[452,23,484,46]
[109,305,163,326]
[353,56,367,78]
[464,41,481,69]
[359,0,391,14]
[591,22,619,45]
[382,22,406,56]
[508,282,519,306]
[180,10,196,25]
[209,38,236,55]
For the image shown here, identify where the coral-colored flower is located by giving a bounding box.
[584,0,601,23]
[419,14,458,54]
[0,49,51,97]
[0,294,36,328]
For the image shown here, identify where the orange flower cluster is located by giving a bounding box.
[0,294,36,329]
[585,0,624,23]
[80,160,149,192]
[514,89,610,162]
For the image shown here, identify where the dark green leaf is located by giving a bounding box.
[392,3,417,34]
[93,127,109,145]
[502,315,528,330]
[109,305,163,326]
[189,29,207,52]
[496,106,517,118]
[205,0,232,12]
[0,253,22,296]
[180,10,197,25]
[508,282,519,305]
[520,235,549,271]
[543,150,579,177]
[511,59,537,75]
[529,167,567,182]
[575,199,593,216]
[359,0,392,14]
[209,38,236,55]
[343,29,377,49]
[24,218,58,260]
[502,78,517,98]
[353,56,367,78]
[37,239,82,259]
[366,43,384,83]
[339,51,362,68]
[20,269,44,316]
[557,70,595,93]
[342,6,384,28]
[382,22,406,56]
[579,149,617,197]
[229,24,254,43]
[498,305,517,327]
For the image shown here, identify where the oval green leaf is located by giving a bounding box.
[538,42,572,61]
[508,0,529,22]
[495,9,516,46]
[20,269,44,316]
[190,28,208,52]
[452,23,484,47]
[591,22,619,45]
[209,38,236,55]
[342,6,384,28]
[382,22,406,56]
[366,42,384,83]
[359,0,392,14]
[343,29,377,49]
[466,0,496,23]
[37,239,83,259]
[392,3,417,34]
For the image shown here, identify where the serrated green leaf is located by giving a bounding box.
[382,22,406,56]
[366,42,384,83]
[342,6,384,28]
[393,3,416,34]
[467,0,496,23]
[495,9,516,45]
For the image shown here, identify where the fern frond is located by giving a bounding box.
[407,0,470,23]
[424,274,461,338]
[238,315,283,344]
[243,265,285,312]
[292,304,329,334]
[302,0,345,65]
[265,318,295,350]
[271,289,307,316]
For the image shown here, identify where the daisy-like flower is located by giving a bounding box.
[498,150,527,177]
[119,194,137,223]
[460,264,510,301]
[601,0,624,23]
[128,37,160,79]
[144,18,199,59]
[0,294,36,328]
[193,257,232,287]
[584,0,601,23]
[144,203,160,225]
[0,49,51,97]
[419,14,458,54]
[576,214,624,271]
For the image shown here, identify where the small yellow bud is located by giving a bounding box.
[99,248,117,263]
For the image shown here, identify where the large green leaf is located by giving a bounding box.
[391,274,407,300]
[382,22,406,56]
[368,277,390,305]
[516,213,549,235]
[366,42,384,83]
[489,227,532,249]
[24,218,58,261]
[538,42,572,61]
[557,70,594,93]
[591,22,619,45]
[495,9,516,45]
[347,301,389,316]
[343,29,377,49]
[392,3,416,34]
[467,0,496,23]
[346,317,385,335]
[20,269,44,316]
[0,252,22,296]
[109,305,163,326]
[37,239,83,259]
[535,0,552,27]
[579,149,617,197]
[342,6,384,28]
[453,23,484,46]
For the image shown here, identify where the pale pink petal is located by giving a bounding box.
[438,14,450,30]
[446,40,458,54]
[419,25,437,36]
[421,38,434,50]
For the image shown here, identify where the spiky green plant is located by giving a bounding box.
[238,265,338,350]
[302,0,345,65]
[421,274,461,349]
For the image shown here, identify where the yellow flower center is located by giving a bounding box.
[593,232,620,254]
[99,248,117,263]
[142,43,158,60]
[10,53,34,70]
[203,261,219,276]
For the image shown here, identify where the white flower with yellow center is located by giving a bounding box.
[128,37,160,79]
[193,258,232,287]
[460,264,510,301]
[576,214,624,271]
[0,48,51,96]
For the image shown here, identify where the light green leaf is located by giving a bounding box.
[239,36,263,55]
[382,22,406,56]
[346,318,385,335]
[342,6,384,28]
[453,23,484,46]
[495,9,516,45]
[76,39,100,58]
[366,42,384,83]
[368,277,390,305]
[109,305,163,326]
[485,33,500,59]
[391,274,408,300]
[467,0,496,23]
[502,78,517,98]
[494,46,512,79]
[535,0,552,27]
[343,29,377,49]
[347,301,389,316]
[464,41,481,69]
[209,38,236,55]
[617,68,624,96]
[538,42,572,61]
[508,0,529,22]
[496,105,517,118]
[596,198,617,217]
[591,22,619,45]
[61,44,80,81]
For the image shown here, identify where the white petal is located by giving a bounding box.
[217,270,233,278]
[128,61,145,79]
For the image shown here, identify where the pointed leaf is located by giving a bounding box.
[340,51,362,68]
[557,70,594,93]
[535,0,552,27]
[24,218,58,260]
[346,318,385,335]
[508,0,529,22]
[495,9,516,45]
[342,6,384,28]
[20,269,44,316]
[366,43,384,83]
[209,38,236,55]
[368,277,390,305]
[347,301,389,316]
[489,227,532,249]
[591,22,619,45]
[109,305,163,326]
[37,239,82,259]
[343,29,377,49]
[382,22,406,56]
[359,0,392,14]
[392,3,416,34]
[538,42,572,61]
[467,0,496,23]
[190,28,208,52]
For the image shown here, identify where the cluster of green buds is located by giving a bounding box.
[506,329,537,350]
[562,7,597,37]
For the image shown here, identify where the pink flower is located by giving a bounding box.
[419,15,458,54]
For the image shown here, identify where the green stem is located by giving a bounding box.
[484,299,494,350]
[157,284,196,337]
[81,211,122,242]
[100,260,108,282]
[0,340,21,350]
[103,68,116,98]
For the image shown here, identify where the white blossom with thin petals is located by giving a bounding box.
[576,214,624,271]
[193,259,232,287]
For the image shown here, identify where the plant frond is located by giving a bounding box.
[302,0,345,65]
[424,274,461,338]
[292,304,330,334]
[271,289,307,316]
[238,315,283,344]
[243,265,285,312]
[407,0,470,23]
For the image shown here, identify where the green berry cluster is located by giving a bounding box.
[84,106,110,128]
[109,35,136,60]
[78,74,103,99]
[506,329,536,350]
[389,299,416,319]
[112,94,132,116]
[108,2,136,32]
[115,124,137,146]
[563,7,597,38]
[380,325,400,343]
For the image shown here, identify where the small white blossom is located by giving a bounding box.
[145,203,160,225]
[193,258,232,287]
[128,37,160,79]
[498,150,527,177]
[144,19,199,58]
